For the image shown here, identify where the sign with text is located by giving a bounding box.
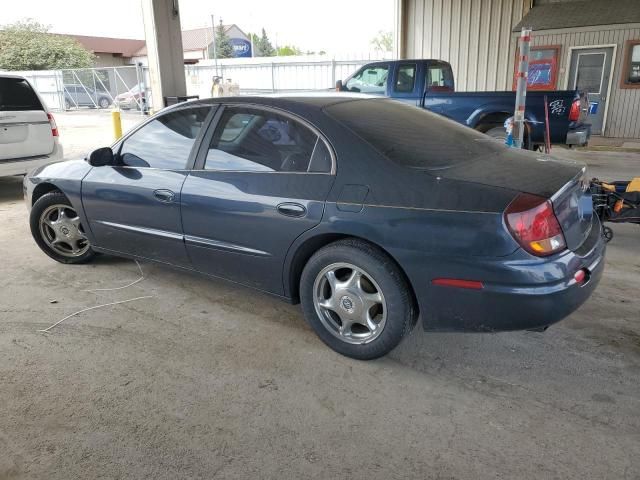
[230,38,252,58]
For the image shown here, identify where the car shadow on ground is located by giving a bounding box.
[0,176,24,203]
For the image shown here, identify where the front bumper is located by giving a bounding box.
[419,217,606,332]
[566,124,591,147]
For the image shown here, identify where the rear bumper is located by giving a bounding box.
[419,217,606,332]
[566,124,591,147]
[0,142,63,177]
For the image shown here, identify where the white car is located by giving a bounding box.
[0,73,63,177]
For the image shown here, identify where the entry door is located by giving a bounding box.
[82,106,212,267]
[181,105,336,295]
[568,47,614,135]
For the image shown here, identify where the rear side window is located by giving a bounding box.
[0,77,43,111]
[325,99,504,170]
[205,106,331,173]
[426,63,454,92]
[119,106,210,169]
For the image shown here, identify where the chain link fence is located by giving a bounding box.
[11,56,384,112]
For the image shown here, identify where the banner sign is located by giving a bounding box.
[230,38,252,58]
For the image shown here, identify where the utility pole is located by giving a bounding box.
[204,25,209,60]
[513,27,531,149]
[211,14,218,76]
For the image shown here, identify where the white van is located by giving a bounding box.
[0,74,63,176]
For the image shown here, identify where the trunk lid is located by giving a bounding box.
[550,167,593,251]
[432,148,592,251]
[0,110,54,160]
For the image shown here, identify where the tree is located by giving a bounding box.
[0,19,95,70]
[276,45,302,56]
[214,19,234,59]
[252,28,275,57]
[370,30,393,53]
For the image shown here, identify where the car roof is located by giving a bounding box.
[170,93,378,114]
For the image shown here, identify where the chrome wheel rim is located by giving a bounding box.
[39,204,90,258]
[313,262,387,345]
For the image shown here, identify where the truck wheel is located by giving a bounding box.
[485,126,532,149]
[485,126,507,142]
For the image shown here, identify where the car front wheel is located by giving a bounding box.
[30,191,95,264]
[300,239,415,360]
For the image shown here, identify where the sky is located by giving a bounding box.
[2,0,394,54]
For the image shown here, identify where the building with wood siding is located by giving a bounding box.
[395,0,640,139]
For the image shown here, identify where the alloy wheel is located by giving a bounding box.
[39,204,90,258]
[313,262,387,344]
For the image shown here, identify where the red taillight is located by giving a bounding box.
[504,193,566,257]
[47,112,58,137]
[569,99,580,122]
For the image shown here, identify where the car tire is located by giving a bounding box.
[64,99,71,110]
[30,191,96,264]
[300,238,415,360]
[98,97,110,109]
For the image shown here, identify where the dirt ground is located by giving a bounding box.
[0,112,639,479]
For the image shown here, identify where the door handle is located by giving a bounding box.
[153,189,175,203]
[277,202,306,217]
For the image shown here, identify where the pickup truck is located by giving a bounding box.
[336,59,590,149]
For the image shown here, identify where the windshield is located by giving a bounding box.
[325,98,506,170]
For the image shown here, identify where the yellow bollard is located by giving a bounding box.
[111,110,123,140]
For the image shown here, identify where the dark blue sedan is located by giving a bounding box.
[24,96,606,359]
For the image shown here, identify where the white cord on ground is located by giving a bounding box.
[37,296,153,333]
[84,260,144,292]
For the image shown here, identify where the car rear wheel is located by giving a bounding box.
[98,97,110,109]
[300,239,415,360]
[30,191,95,264]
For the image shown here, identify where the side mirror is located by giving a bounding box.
[335,79,343,92]
[87,147,114,167]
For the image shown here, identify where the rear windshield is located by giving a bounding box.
[325,99,504,170]
[0,77,44,111]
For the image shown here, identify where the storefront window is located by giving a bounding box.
[621,40,640,88]
[513,45,560,91]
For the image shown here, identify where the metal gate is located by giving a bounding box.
[60,65,148,113]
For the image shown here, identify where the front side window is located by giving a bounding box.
[426,63,454,92]
[344,65,389,94]
[119,107,210,169]
[205,106,331,173]
[394,64,416,93]
[622,40,640,88]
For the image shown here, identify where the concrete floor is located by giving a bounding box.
[0,113,639,479]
